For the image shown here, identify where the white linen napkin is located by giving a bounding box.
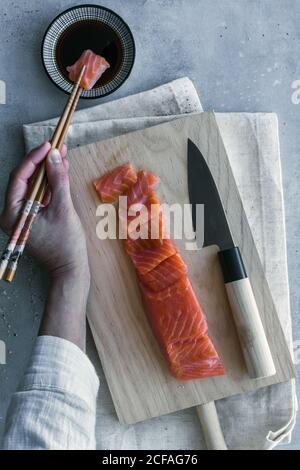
[23,77,296,450]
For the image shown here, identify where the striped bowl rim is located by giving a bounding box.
[41,4,135,99]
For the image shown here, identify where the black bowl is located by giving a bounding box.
[41,4,135,99]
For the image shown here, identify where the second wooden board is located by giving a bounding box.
[69,112,295,424]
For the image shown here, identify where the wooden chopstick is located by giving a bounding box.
[0,65,86,282]
[4,184,47,282]
[4,84,83,283]
[22,64,86,205]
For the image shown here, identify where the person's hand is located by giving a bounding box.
[0,141,90,281]
[0,142,90,350]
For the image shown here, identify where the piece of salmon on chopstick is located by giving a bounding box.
[67,49,110,90]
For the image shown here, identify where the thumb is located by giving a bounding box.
[46,148,70,205]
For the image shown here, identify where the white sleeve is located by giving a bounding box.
[2,335,99,450]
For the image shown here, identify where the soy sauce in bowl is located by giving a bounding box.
[42,5,135,98]
[56,20,123,88]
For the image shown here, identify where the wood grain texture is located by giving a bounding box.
[68,112,295,425]
[196,403,228,450]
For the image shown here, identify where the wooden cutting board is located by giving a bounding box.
[68,112,295,424]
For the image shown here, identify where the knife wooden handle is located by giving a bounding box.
[196,402,227,450]
[218,247,276,379]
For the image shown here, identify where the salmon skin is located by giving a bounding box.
[67,49,110,90]
[93,164,225,380]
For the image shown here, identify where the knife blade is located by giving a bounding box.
[187,138,276,379]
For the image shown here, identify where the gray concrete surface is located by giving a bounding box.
[0,0,299,449]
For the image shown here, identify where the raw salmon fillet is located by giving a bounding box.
[119,191,161,231]
[138,253,187,292]
[93,164,225,381]
[93,164,137,203]
[140,278,225,380]
[126,170,160,206]
[124,237,177,275]
[67,49,110,90]
[131,211,166,244]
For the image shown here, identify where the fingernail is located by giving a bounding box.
[48,149,61,164]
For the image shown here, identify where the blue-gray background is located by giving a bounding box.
[0,0,299,449]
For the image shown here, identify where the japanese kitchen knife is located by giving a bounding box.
[187,138,276,379]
